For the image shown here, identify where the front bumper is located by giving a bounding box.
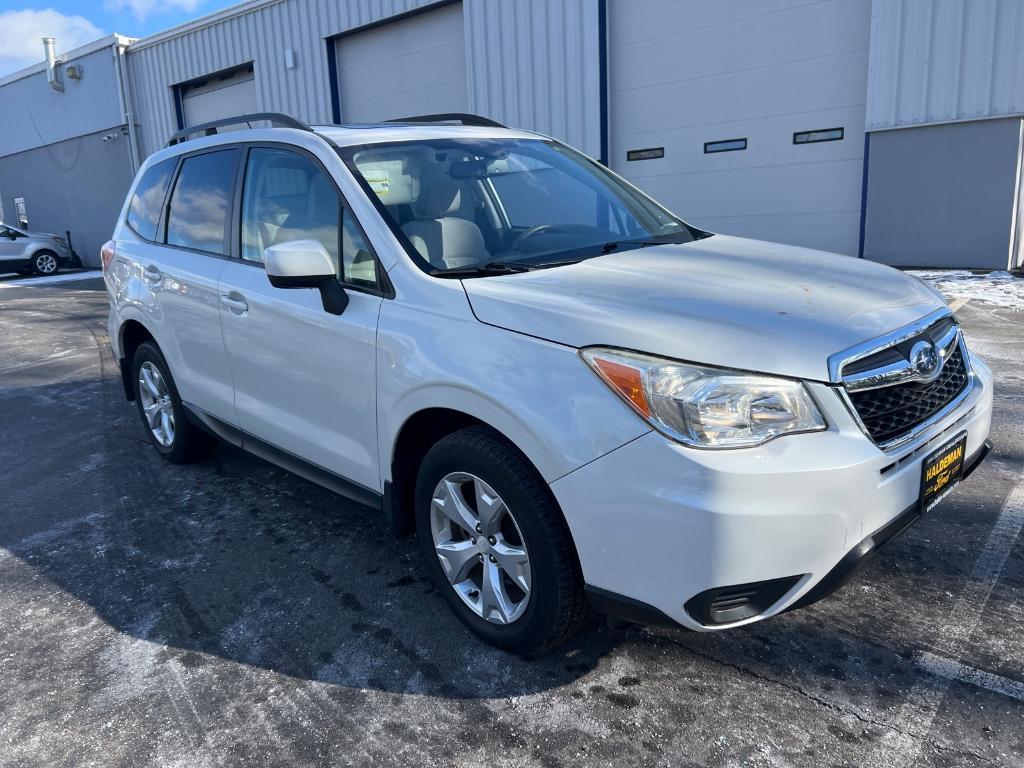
[550,358,994,631]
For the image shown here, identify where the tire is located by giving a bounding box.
[31,250,60,276]
[415,426,591,653]
[132,341,216,463]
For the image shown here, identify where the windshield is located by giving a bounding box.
[338,138,698,275]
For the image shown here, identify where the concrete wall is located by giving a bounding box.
[863,117,1021,269]
[0,128,135,267]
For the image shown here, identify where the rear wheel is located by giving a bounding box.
[415,426,590,652]
[132,341,216,463]
[31,250,59,276]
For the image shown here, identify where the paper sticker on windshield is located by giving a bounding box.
[364,172,390,198]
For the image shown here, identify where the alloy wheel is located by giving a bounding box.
[429,472,532,625]
[35,253,57,274]
[138,361,175,447]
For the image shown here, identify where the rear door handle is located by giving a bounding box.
[221,292,249,315]
[143,264,162,284]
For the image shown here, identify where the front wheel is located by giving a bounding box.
[31,250,60,276]
[415,426,590,653]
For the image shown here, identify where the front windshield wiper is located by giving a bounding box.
[598,233,694,254]
[428,260,535,278]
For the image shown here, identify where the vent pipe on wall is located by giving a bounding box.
[43,37,64,92]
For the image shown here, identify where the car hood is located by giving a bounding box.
[462,235,948,382]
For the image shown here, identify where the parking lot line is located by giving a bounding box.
[916,652,1024,702]
[948,297,971,312]
[867,473,1024,765]
[0,270,102,287]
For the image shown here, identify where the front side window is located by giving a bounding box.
[241,147,379,289]
[126,157,176,241]
[165,149,239,254]
[340,138,696,275]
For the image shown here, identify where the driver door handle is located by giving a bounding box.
[221,291,249,315]
[143,264,162,284]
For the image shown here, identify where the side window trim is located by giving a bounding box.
[161,146,242,257]
[234,140,393,298]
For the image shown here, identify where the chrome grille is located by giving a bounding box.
[831,312,973,448]
[847,345,969,445]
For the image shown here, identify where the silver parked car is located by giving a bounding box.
[0,223,73,276]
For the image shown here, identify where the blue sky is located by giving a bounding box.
[0,0,240,77]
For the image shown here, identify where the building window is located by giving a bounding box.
[704,138,747,154]
[626,147,665,162]
[793,127,844,144]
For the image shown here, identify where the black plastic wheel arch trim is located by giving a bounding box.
[118,357,135,401]
[584,584,680,628]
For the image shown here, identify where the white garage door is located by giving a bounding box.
[609,0,871,256]
[335,3,468,123]
[181,67,257,128]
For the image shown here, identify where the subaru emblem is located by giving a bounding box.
[909,340,940,378]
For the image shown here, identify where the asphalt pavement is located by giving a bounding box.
[0,275,1021,767]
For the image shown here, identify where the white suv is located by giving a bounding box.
[103,113,993,652]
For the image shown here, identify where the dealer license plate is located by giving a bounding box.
[920,431,968,513]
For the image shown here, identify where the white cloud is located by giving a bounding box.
[0,9,105,78]
[104,0,207,22]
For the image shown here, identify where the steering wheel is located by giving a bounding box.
[511,223,614,251]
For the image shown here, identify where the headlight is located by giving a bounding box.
[581,347,826,449]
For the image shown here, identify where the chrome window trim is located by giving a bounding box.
[834,334,975,452]
[826,308,952,383]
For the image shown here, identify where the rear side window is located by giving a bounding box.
[126,157,176,241]
[166,149,239,254]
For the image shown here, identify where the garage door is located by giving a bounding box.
[335,3,468,123]
[608,1,870,256]
[180,66,257,128]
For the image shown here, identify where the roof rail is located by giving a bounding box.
[166,112,313,147]
[386,113,506,128]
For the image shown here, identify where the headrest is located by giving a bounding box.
[414,179,461,219]
[307,173,336,222]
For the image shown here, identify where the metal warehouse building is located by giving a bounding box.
[2,0,1023,271]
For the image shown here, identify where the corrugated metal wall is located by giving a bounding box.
[127,0,439,156]
[127,0,602,159]
[867,0,1024,130]
[464,0,602,158]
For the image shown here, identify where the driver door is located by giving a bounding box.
[218,145,385,493]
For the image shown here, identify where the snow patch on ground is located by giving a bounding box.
[909,270,1024,309]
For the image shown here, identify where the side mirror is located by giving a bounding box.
[264,239,348,315]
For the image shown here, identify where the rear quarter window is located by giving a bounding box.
[126,157,177,241]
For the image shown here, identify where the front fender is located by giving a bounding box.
[376,300,649,485]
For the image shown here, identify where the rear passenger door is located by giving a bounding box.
[140,147,240,424]
[217,145,385,493]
